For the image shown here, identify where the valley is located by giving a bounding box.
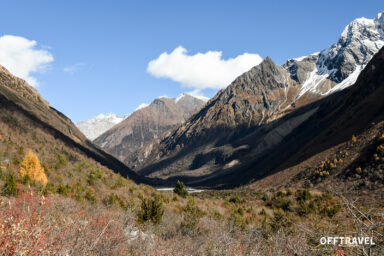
[0,7,383,256]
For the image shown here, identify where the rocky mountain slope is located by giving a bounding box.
[94,94,206,163]
[0,65,146,183]
[232,44,384,189]
[77,113,125,140]
[127,12,384,186]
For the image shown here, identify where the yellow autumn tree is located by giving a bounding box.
[18,151,48,186]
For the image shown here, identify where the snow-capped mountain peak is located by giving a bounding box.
[175,93,209,103]
[76,113,125,140]
[284,11,384,98]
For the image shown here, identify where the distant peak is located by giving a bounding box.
[255,56,281,72]
[175,93,187,103]
[339,12,383,43]
[76,113,125,140]
[262,56,274,64]
[175,93,209,103]
[257,56,279,70]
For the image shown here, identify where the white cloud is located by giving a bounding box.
[0,35,54,87]
[63,62,84,74]
[147,46,263,90]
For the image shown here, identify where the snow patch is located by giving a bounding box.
[189,93,210,102]
[135,103,149,111]
[175,93,186,103]
[175,92,210,103]
[293,52,319,62]
[324,66,363,95]
[297,65,335,97]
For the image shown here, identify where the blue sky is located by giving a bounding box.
[0,0,382,122]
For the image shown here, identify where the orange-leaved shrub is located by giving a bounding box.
[18,150,48,186]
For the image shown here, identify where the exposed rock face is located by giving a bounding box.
[127,12,384,186]
[133,57,298,154]
[77,113,125,140]
[285,54,318,84]
[94,94,206,162]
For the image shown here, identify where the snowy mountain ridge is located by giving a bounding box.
[77,93,210,141]
[77,113,125,140]
[284,11,384,99]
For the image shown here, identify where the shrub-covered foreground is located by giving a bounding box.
[0,187,383,255]
[0,127,383,255]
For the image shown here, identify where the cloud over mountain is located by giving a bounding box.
[147,46,262,90]
[0,35,53,87]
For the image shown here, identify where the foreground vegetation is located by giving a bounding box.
[0,121,383,255]
[1,176,383,255]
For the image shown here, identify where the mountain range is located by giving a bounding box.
[92,94,206,163]
[125,12,384,187]
[1,11,383,191]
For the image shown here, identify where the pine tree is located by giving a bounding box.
[137,196,164,225]
[19,151,48,186]
[174,180,188,198]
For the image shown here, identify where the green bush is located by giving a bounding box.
[322,203,341,217]
[229,212,247,230]
[21,174,31,185]
[308,200,319,214]
[57,184,71,196]
[270,208,292,232]
[43,183,57,194]
[262,192,271,201]
[259,208,268,216]
[3,173,17,196]
[111,174,128,189]
[228,195,244,204]
[103,193,125,208]
[173,180,188,198]
[213,211,224,220]
[137,195,164,225]
[297,200,310,216]
[55,154,67,169]
[87,171,100,186]
[296,189,311,201]
[85,190,96,203]
[181,199,204,235]
[271,196,293,212]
